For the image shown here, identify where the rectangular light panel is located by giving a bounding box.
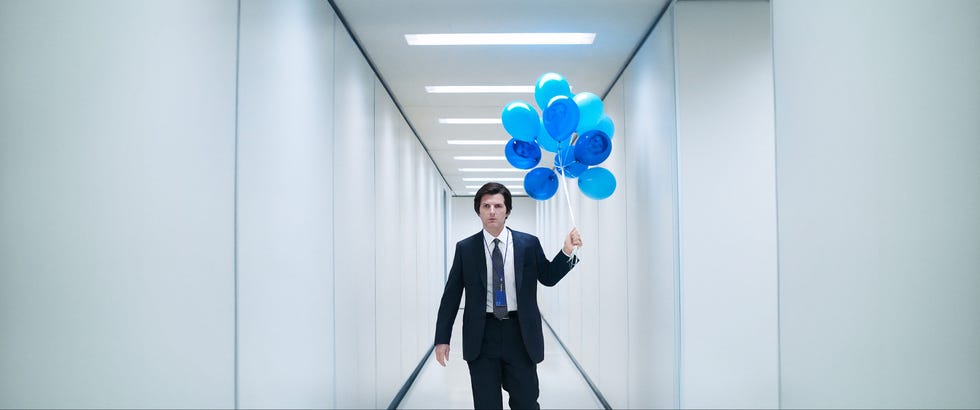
[462,177,524,182]
[447,140,508,145]
[459,168,525,172]
[426,86,534,93]
[468,191,527,195]
[439,118,501,124]
[406,33,596,46]
[454,156,506,161]
[466,185,523,190]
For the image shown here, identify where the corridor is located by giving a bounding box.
[0,0,977,409]
[397,310,605,409]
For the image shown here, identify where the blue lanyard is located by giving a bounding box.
[483,229,510,289]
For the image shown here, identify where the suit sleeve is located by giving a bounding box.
[434,242,464,345]
[534,236,579,287]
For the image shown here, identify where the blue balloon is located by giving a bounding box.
[524,167,559,200]
[594,114,615,139]
[574,130,612,166]
[538,131,570,154]
[504,138,541,169]
[555,159,587,178]
[536,120,560,153]
[534,73,572,111]
[578,167,616,200]
[501,101,539,142]
[573,92,604,134]
[554,146,576,168]
[543,95,579,142]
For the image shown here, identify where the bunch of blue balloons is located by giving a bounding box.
[501,73,617,200]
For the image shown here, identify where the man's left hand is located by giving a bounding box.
[563,228,582,255]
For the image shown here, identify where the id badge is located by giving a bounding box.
[494,290,507,307]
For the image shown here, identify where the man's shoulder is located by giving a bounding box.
[457,229,540,246]
[508,229,540,245]
[457,231,484,247]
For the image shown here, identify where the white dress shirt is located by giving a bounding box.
[483,227,517,313]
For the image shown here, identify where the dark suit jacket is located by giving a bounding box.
[434,228,577,364]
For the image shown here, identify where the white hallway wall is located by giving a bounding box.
[539,0,979,409]
[538,6,676,409]
[0,0,448,408]
[541,1,778,408]
[773,0,980,407]
[0,1,238,407]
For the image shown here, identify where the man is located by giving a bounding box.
[434,182,582,409]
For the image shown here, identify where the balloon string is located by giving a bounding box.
[555,149,579,260]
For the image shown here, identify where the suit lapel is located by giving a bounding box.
[511,228,524,293]
[473,232,488,292]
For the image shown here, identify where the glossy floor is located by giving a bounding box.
[398,310,604,409]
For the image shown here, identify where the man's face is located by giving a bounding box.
[478,193,509,234]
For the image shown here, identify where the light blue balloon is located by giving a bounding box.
[524,167,559,200]
[578,167,616,200]
[501,101,539,142]
[504,138,542,170]
[573,92,604,134]
[594,114,615,139]
[534,72,572,111]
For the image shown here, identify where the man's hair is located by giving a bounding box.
[473,182,513,216]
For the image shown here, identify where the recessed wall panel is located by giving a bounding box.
[0,1,237,407]
[236,0,336,407]
[624,8,680,409]
[773,0,980,407]
[333,24,378,408]
[594,79,629,409]
[673,1,779,407]
[374,84,403,406]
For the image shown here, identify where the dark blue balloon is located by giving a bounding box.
[555,146,576,167]
[539,132,571,154]
[578,167,616,200]
[574,130,612,166]
[524,167,559,200]
[543,95,579,142]
[555,160,587,178]
[504,138,541,169]
[536,119,559,153]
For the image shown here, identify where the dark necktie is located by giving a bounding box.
[492,238,507,319]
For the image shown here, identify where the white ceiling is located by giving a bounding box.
[330,0,671,196]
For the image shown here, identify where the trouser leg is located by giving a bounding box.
[468,319,503,409]
[500,317,539,410]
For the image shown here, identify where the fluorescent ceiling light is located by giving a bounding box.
[467,191,527,195]
[462,177,524,182]
[466,185,523,190]
[454,156,506,161]
[439,118,501,124]
[406,33,596,46]
[426,85,534,94]
[447,140,508,146]
[459,168,526,172]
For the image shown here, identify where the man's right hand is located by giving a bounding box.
[435,344,450,367]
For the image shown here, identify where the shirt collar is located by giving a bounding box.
[482,227,509,244]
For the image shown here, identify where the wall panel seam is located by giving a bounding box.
[670,4,683,408]
[233,0,242,408]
